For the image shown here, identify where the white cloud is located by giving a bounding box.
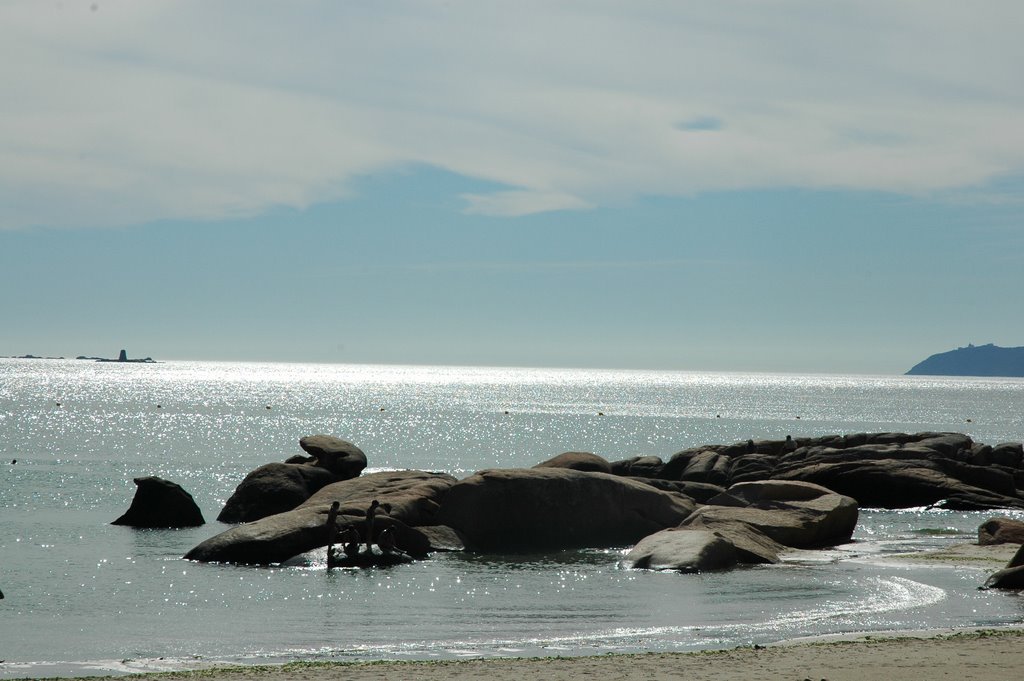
[461,190,591,217]
[1,0,1023,229]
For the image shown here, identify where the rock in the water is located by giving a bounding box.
[682,480,858,549]
[298,435,367,478]
[619,433,1024,513]
[217,462,339,523]
[435,468,696,552]
[622,528,738,572]
[774,454,1024,510]
[979,517,1024,546]
[112,476,204,528]
[186,470,455,564]
[983,565,1024,589]
[533,451,612,474]
[217,436,369,523]
[679,516,788,564]
[415,525,467,552]
[1010,544,1024,569]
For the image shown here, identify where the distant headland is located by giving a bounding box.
[906,343,1024,377]
[7,349,157,363]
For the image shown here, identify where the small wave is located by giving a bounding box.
[757,576,945,630]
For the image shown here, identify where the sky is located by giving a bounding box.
[1,1,1023,374]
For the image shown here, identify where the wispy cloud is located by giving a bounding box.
[2,0,1023,229]
[461,190,592,216]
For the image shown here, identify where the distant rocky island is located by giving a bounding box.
[8,349,157,363]
[906,343,1024,377]
[88,349,157,363]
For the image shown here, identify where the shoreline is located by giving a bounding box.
[8,628,1024,681]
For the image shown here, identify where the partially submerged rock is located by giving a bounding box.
[622,528,738,572]
[631,433,1024,511]
[217,463,338,523]
[620,480,854,574]
[983,565,1024,590]
[679,516,788,564]
[185,470,456,564]
[112,476,204,528]
[436,467,696,552]
[680,480,858,549]
[218,435,367,523]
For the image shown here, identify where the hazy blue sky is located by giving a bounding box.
[2,1,1022,373]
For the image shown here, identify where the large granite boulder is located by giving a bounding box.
[298,435,368,477]
[983,565,1024,589]
[679,516,789,564]
[983,545,1024,589]
[533,451,613,474]
[217,463,338,523]
[639,432,1024,511]
[627,478,725,503]
[622,528,738,573]
[681,480,858,549]
[435,468,696,552]
[112,476,205,528]
[610,455,665,478]
[990,443,1024,468]
[978,517,1024,545]
[186,470,456,564]
[218,436,368,523]
[773,454,1024,510]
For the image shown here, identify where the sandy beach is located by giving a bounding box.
[15,629,1021,681]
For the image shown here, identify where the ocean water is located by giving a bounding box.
[2,359,1024,677]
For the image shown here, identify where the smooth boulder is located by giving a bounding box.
[643,432,1024,511]
[978,517,1024,546]
[983,565,1024,589]
[983,544,1024,590]
[622,528,738,572]
[533,451,613,474]
[217,462,338,523]
[218,436,368,523]
[298,435,368,478]
[112,477,204,528]
[436,468,696,552]
[681,480,858,549]
[186,470,456,564]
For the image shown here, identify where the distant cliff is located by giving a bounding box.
[906,344,1024,377]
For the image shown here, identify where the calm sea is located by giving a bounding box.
[2,360,1023,677]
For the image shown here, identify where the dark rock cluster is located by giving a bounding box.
[612,432,1024,511]
[105,431,1024,581]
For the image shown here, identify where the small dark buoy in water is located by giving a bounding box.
[716,414,721,418]
[380,407,385,412]
[966,418,973,423]
[504,410,509,415]
[10,459,15,465]
[156,405,162,409]
[265,405,271,410]
[55,401,61,407]
[597,411,604,416]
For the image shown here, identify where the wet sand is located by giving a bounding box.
[17,629,1024,681]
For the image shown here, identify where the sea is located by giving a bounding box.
[2,359,1024,678]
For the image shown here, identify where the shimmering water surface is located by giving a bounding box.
[2,360,1024,677]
